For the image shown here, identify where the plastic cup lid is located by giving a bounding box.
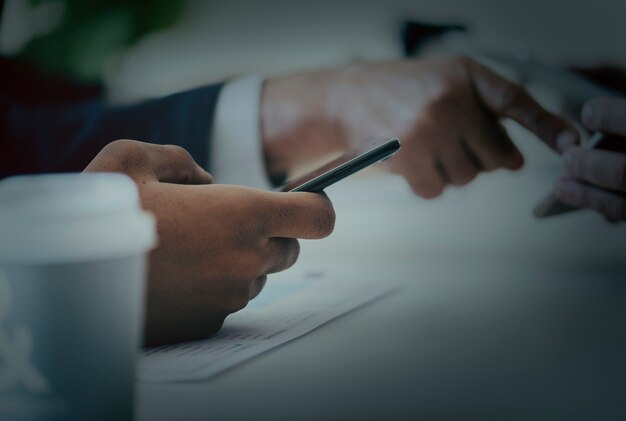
[0,173,157,264]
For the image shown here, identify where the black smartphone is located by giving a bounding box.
[279,138,401,192]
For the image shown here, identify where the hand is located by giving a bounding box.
[262,56,576,198]
[555,97,626,221]
[84,140,335,345]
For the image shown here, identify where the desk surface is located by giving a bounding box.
[137,262,626,420]
[137,163,626,420]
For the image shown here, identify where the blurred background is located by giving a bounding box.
[3,0,626,100]
[2,0,625,265]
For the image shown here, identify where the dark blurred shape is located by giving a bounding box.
[572,65,626,95]
[401,20,467,57]
[592,134,626,153]
[0,57,102,104]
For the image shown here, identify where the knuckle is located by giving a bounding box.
[102,139,142,158]
[104,138,135,152]
[162,144,194,164]
[103,139,149,171]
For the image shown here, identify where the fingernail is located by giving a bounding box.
[556,131,578,152]
[581,101,595,125]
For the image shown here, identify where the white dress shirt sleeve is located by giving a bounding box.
[209,75,273,190]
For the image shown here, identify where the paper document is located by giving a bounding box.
[138,266,394,383]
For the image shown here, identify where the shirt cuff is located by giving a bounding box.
[209,75,272,190]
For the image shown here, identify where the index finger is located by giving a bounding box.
[466,60,578,152]
[262,191,336,239]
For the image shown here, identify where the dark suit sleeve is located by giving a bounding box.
[0,84,223,179]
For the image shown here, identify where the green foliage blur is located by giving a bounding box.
[19,0,185,82]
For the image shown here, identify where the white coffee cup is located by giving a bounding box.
[0,173,156,421]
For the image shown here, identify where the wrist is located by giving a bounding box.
[260,69,347,179]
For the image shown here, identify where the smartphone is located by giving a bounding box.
[279,138,401,192]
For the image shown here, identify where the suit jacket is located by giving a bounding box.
[0,57,223,179]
